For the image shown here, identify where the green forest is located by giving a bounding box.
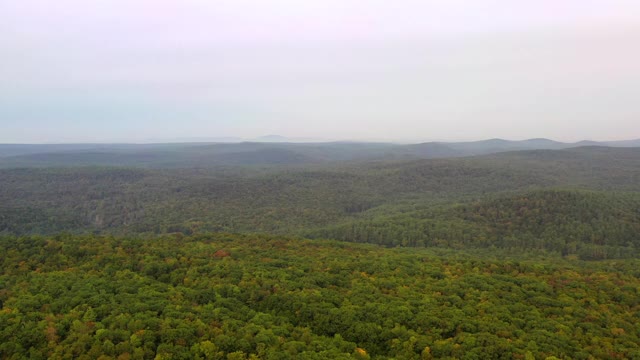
[2,147,640,259]
[2,234,640,359]
[1,145,640,359]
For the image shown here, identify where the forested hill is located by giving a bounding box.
[306,189,640,259]
[1,147,640,258]
[2,144,640,358]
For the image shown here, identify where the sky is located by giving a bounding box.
[1,0,639,143]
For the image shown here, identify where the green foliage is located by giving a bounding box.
[1,145,640,359]
[2,233,640,359]
[2,147,640,258]
[307,189,640,259]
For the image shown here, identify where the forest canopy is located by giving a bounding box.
[2,233,640,359]
[1,147,640,259]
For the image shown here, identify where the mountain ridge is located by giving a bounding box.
[1,138,639,168]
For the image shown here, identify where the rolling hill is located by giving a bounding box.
[1,146,639,259]
[1,138,638,168]
[306,189,640,259]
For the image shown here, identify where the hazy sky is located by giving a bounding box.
[1,0,639,143]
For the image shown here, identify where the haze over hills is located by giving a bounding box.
[143,135,331,144]
[1,137,639,168]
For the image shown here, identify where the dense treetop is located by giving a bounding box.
[2,233,640,359]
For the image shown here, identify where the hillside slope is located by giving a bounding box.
[1,147,639,258]
[306,189,640,259]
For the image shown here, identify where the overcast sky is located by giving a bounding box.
[1,0,639,143]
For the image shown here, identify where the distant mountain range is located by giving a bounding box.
[143,134,331,143]
[0,138,638,168]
